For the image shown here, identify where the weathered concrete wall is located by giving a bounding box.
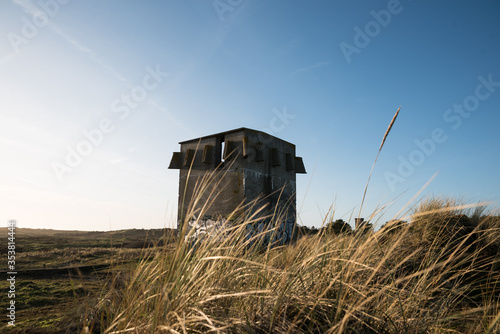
[178,169,244,221]
[176,135,245,222]
[169,128,305,235]
[183,217,295,247]
[241,130,297,220]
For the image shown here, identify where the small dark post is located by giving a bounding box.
[355,218,365,229]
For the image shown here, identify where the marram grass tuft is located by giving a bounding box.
[90,192,500,334]
[88,106,500,333]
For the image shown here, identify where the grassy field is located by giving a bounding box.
[92,197,500,333]
[4,110,497,333]
[1,199,500,333]
[0,228,175,333]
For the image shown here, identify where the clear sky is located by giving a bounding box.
[1,0,499,231]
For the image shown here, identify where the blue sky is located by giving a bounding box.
[1,0,499,231]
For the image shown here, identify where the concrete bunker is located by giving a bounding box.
[169,127,306,244]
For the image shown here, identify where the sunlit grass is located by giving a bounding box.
[85,109,499,333]
[86,193,499,333]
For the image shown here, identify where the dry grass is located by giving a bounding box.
[87,108,500,333]
[85,195,500,334]
[358,106,401,219]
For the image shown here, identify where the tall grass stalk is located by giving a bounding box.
[91,113,500,333]
[358,106,401,220]
[94,188,500,333]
